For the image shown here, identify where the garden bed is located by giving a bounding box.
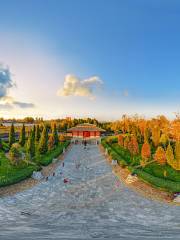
[101,138,180,193]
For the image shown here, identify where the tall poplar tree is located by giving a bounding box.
[9,123,15,147]
[26,130,35,160]
[19,124,26,146]
[35,124,41,142]
[38,126,48,154]
[32,125,36,141]
[52,124,59,146]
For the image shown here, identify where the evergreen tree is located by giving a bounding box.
[26,130,35,160]
[38,126,48,154]
[19,124,26,146]
[35,124,41,142]
[9,123,15,147]
[0,136,2,149]
[52,124,59,146]
[32,125,36,141]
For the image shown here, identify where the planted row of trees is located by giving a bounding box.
[8,123,63,164]
[117,123,180,170]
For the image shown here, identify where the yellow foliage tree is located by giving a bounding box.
[152,126,160,147]
[174,141,180,170]
[59,134,65,142]
[166,143,174,167]
[160,133,168,147]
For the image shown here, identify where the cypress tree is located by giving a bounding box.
[38,126,48,154]
[19,124,26,146]
[32,125,36,141]
[0,136,2,149]
[52,124,59,146]
[26,130,35,160]
[9,123,15,147]
[35,124,41,142]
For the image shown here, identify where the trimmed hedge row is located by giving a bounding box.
[38,141,70,166]
[132,168,180,193]
[101,139,128,167]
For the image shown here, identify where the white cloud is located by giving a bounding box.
[57,74,103,100]
[0,64,34,109]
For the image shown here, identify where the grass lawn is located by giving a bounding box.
[0,141,70,187]
[0,151,40,187]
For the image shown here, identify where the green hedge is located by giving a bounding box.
[101,139,128,167]
[38,141,70,166]
[132,168,180,193]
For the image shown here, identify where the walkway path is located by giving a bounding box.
[0,144,179,239]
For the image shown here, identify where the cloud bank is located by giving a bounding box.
[0,64,35,109]
[0,66,14,98]
[57,74,103,100]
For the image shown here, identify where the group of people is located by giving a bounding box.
[45,161,71,184]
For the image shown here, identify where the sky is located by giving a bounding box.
[0,0,180,120]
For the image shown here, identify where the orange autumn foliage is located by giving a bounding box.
[141,142,151,160]
[154,146,166,165]
[128,136,139,155]
[118,135,124,146]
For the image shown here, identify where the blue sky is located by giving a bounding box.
[0,0,180,120]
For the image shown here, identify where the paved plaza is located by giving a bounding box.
[0,144,179,239]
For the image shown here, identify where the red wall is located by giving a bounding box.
[72,131,100,137]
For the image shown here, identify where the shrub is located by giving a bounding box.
[9,143,22,165]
